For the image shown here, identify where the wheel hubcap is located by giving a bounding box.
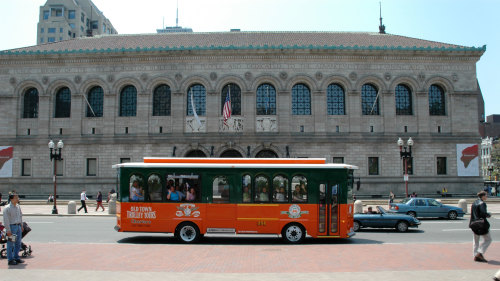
[398,223,407,231]
[180,226,196,241]
[286,226,302,242]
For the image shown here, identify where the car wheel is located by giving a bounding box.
[407,211,416,218]
[353,221,360,232]
[396,221,409,232]
[282,223,305,243]
[175,222,201,243]
[448,210,458,220]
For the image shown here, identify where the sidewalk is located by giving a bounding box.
[0,241,499,281]
[1,201,113,216]
[3,199,500,216]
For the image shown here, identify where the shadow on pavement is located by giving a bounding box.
[354,229,424,234]
[417,217,466,221]
[117,235,383,245]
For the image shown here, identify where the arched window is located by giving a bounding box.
[119,85,137,117]
[327,83,345,115]
[55,87,71,118]
[129,174,144,202]
[220,83,241,116]
[273,175,289,203]
[220,149,243,157]
[361,84,379,115]
[255,175,270,202]
[23,88,39,118]
[256,83,276,115]
[213,176,230,203]
[429,84,445,116]
[255,149,278,158]
[291,175,308,202]
[395,84,412,115]
[86,86,103,117]
[147,174,163,202]
[242,174,252,202]
[153,84,171,116]
[291,83,311,115]
[186,84,206,116]
[185,150,207,157]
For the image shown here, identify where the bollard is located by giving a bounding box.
[68,201,76,214]
[108,193,117,214]
[354,200,363,214]
[458,199,467,214]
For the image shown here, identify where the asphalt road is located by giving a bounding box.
[21,215,500,245]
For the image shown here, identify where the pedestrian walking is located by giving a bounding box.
[469,191,492,262]
[2,193,25,265]
[388,190,395,208]
[77,190,88,213]
[95,191,104,212]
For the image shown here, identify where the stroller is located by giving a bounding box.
[0,222,32,259]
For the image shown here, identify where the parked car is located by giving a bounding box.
[353,206,420,232]
[390,197,465,219]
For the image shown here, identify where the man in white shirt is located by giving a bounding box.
[77,190,88,213]
[3,193,24,265]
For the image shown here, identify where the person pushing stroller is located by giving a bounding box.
[2,193,32,265]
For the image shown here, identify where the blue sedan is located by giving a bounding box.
[353,206,420,232]
[390,197,465,219]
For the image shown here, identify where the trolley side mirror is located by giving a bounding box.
[356,180,361,191]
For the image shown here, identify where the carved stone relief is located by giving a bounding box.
[315,71,323,81]
[219,117,244,132]
[244,71,252,81]
[185,117,206,133]
[256,117,278,132]
[175,73,183,81]
[349,72,357,81]
[210,72,217,81]
[279,71,288,80]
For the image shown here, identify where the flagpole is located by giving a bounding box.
[82,93,96,117]
[369,91,380,115]
[265,85,269,115]
[190,89,202,127]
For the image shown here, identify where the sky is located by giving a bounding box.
[0,0,499,116]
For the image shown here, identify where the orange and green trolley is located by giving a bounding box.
[113,158,357,243]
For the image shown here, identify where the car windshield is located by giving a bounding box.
[377,206,387,214]
[400,198,411,204]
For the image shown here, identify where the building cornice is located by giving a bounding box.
[0,51,483,67]
[0,44,486,57]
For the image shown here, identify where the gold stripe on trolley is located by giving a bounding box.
[237,204,280,207]
[237,218,279,221]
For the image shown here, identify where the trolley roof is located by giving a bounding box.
[143,157,327,164]
[112,158,358,170]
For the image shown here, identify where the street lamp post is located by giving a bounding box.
[398,137,414,198]
[48,140,64,214]
[488,164,494,181]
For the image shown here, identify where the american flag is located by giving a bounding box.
[223,90,231,126]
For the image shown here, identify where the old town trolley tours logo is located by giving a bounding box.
[176,204,200,217]
[281,204,309,219]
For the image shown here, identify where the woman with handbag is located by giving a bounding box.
[470,191,492,262]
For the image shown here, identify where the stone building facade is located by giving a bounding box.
[0,32,486,197]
